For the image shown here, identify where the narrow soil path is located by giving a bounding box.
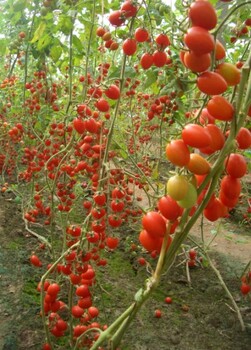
[191,218,251,265]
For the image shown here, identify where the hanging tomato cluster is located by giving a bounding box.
[241,269,251,298]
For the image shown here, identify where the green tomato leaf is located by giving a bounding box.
[58,16,73,35]
[73,35,83,53]
[37,34,51,51]
[0,39,7,56]
[30,22,46,43]
[151,165,159,180]
[143,70,158,89]
[134,288,144,302]
[50,45,62,63]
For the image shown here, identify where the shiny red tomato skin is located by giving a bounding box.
[122,38,137,55]
[189,0,217,30]
[142,211,166,238]
[197,72,228,95]
[206,96,234,121]
[140,53,153,69]
[182,124,212,148]
[225,153,247,178]
[139,229,163,252]
[236,127,251,149]
[158,196,183,221]
[109,10,125,26]
[135,28,149,42]
[152,50,167,67]
[220,175,241,199]
[184,27,214,55]
[73,118,85,134]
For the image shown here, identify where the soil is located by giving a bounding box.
[0,190,251,350]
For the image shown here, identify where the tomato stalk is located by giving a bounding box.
[24,218,51,248]
[206,253,245,331]
[90,222,172,349]
[65,12,77,116]
[82,0,97,101]
[192,220,246,331]
[99,60,127,184]
[213,1,251,37]
[20,177,52,248]
[99,18,136,186]
[155,106,166,195]
[22,9,37,103]
[235,49,251,121]
[73,327,102,350]
[68,282,75,346]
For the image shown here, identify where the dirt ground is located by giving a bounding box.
[0,189,251,350]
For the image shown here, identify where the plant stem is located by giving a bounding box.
[214,1,251,37]
[90,222,172,349]
[206,253,246,331]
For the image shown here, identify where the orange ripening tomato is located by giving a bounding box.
[184,27,215,55]
[183,51,211,72]
[197,72,228,95]
[165,139,190,167]
[189,0,217,30]
[206,96,234,121]
[216,62,241,86]
[186,153,211,175]
[215,40,226,60]
[182,124,212,148]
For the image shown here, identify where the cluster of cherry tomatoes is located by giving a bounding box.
[241,270,251,298]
